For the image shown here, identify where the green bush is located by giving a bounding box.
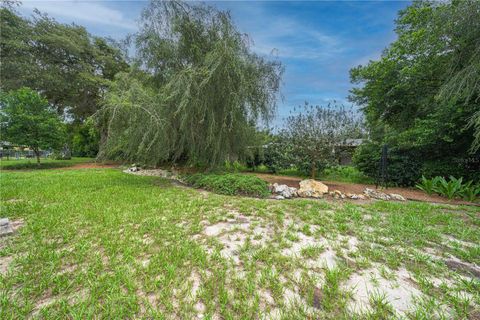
[183,173,270,197]
[71,118,100,157]
[224,161,248,173]
[354,142,480,187]
[353,142,422,186]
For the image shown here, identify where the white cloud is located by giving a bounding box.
[227,5,342,60]
[20,0,138,31]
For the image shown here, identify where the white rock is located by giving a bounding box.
[297,179,329,198]
[364,188,391,200]
[270,183,297,198]
[0,218,13,237]
[389,193,406,201]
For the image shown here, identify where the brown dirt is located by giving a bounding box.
[444,259,480,278]
[53,163,118,170]
[250,173,478,206]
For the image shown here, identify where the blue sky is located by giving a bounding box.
[19,0,410,128]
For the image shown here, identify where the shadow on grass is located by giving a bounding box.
[0,158,93,170]
[1,162,76,170]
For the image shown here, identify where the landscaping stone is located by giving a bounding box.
[364,188,406,201]
[364,188,391,200]
[332,190,346,199]
[347,193,366,200]
[274,195,285,200]
[124,168,178,180]
[270,183,297,198]
[298,179,329,198]
[0,218,14,237]
[389,193,406,201]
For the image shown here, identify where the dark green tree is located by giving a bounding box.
[0,88,66,164]
[350,0,480,184]
[0,7,129,120]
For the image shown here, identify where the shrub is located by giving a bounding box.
[183,173,270,197]
[224,161,248,173]
[353,142,421,186]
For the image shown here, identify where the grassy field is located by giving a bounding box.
[1,168,479,319]
[0,157,94,170]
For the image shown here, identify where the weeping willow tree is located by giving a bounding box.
[99,0,282,166]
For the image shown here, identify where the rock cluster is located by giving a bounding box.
[328,190,367,200]
[269,181,407,202]
[123,166,178,179]
[364,188,406,201]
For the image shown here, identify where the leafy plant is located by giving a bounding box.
[417,175,479,201]
[460,181,480,202]
[434,176,464,199]
[416,176,441,195]
[182,173,270,198]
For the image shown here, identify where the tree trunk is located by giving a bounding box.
[33,148,41,165]
[310,162,316,179]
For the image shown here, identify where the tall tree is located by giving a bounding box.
[100,0,282,167]
[0,8,129,120]
[350,0,480,184]
[0,88,66,164]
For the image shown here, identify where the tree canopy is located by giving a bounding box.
[100,0,283,167]
[350,0,480,184]
[282,103,364,178]
[0,7,128,120]
[0,87,66,163]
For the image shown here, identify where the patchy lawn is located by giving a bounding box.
[1,169,479,319]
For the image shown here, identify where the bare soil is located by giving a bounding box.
[250,173,478,206]
[53,163,119,170]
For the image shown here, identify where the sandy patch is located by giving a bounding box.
[0,255,14,275]
[344,266,422,315]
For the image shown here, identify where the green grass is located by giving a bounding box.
[0,157,94,170]
[183,173,271,197]
[1,168,479,319]
[319,166,374,184]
